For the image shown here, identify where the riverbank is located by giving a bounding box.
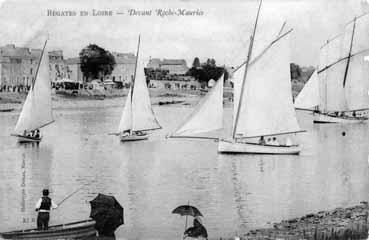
[238,202,369,240]
[0,87,234,111]
[0,89,203,111]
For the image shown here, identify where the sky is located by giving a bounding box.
[0,0,367,67]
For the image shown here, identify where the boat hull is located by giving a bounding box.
[0,219,96,239]
[120,132,148,142]
[218,139,302,155]
[14,134,42,143]
[313,113,368,124]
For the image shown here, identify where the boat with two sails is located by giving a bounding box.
[11,40,54,143]
[117,35,161,141]
[295,13,369,124]
[170,0,304,154]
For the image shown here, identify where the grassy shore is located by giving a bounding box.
[240,202,369,240]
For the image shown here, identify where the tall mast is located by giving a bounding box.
[343,17,356,87]
[232,0,263,139]
[132,35,141,98]
[130,35,141,133]
[32,39,47,90]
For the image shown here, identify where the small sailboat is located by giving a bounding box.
[171,0,304,154]
[295,14,369,124]
[117,36,161,141]
[12,40,54,143]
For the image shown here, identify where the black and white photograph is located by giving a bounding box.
[0,0,369,239]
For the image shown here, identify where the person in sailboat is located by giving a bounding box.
[35,189,58,230]
[270,137,280,146]
[34,129,40,138]
[259,136,266,145]
[184,218,208,240]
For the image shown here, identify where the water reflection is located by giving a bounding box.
[0,107,368,239]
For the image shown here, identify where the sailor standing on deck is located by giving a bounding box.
[35,189,58,230]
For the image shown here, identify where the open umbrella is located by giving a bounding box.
[90,193,124,237]
[172,205,203,217]
[172,203,203,238]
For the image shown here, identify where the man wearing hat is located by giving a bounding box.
[35,189,58,230]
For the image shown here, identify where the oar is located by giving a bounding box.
[56,185,85,207]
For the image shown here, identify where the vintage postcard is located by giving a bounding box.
[0,0,369,239]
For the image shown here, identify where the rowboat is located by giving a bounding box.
[0,219,96,239]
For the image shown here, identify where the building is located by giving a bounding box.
[146,58,189,75]
[0,44,138,91]
[0,44,66,91]
[65,57,84,83]
[49,50,66,82]
[108,52,136,84]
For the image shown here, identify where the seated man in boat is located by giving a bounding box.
[121,130,130,137]
[135,130,146,136]
[35,189,58,230]
[270,137,280,146]
[258,136,266,145]
[34,129,40,138]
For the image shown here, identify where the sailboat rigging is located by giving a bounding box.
[12,39,54,143]
[171,0,304,154]
[295,14,369,123]
[118,35,161,141]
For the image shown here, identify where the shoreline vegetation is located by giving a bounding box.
[216,203,368,240]
[241,202,369,240]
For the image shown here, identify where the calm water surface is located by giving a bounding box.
[0,100,368,239]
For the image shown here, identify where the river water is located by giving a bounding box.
[0,99,368,239]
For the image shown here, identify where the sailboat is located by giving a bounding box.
[12,40,54,143]
[295,14,369,123]
[117,36,161,141]
[171,0,304,154]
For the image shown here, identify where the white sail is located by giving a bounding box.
[118,86,133,132]
[172,74,224,136]
[344,16,369,110]
[131,60,161,131]
[234,34,301,138]
[232,64,245,130]
[14,44,53,134]
[294,71,320,109]
[319,27,351,112]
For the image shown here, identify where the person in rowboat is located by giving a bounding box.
[35,189,58,230]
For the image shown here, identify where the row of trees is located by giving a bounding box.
[78,44,311,85]
[78,44,230,85]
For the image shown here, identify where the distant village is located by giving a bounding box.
[0,44,206,94]
[0,44,313,96]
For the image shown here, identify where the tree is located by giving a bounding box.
[290,63,302,80]
[186,58,227,84]
[79,44,116,81]
[192,57,200,68]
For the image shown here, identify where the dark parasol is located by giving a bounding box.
[90,193,124,237]
[172,205,203,217]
